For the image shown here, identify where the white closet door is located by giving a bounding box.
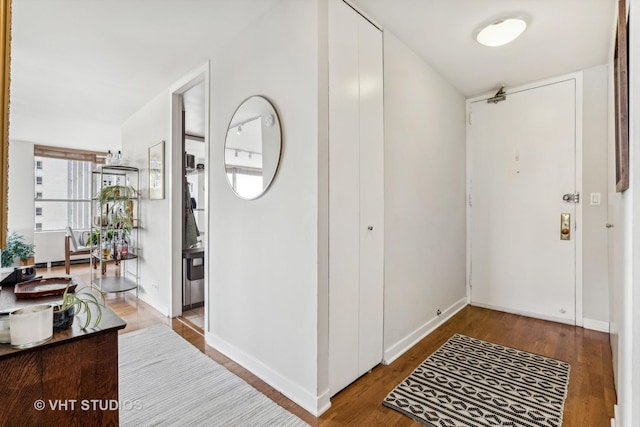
[329,0,383,396]
[328,0,360,394]
[357,13,384,374]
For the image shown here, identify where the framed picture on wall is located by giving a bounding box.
[614,0,629,193]
[148,140,165,200]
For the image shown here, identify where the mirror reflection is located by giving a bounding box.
[224,96,281,200]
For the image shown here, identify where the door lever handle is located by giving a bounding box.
[606,224,614,228]
[562,193,580,203]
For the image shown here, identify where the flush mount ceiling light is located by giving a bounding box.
[476,18,527,47]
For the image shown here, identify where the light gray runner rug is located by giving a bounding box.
[119,325,308,427]
[383,334,570,427]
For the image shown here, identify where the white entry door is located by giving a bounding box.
[468,77,581,325]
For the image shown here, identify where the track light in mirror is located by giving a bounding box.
[236,125,242,135]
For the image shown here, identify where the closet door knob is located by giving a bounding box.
[367,226,373,231]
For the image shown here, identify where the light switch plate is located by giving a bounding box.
[590,192,601,206]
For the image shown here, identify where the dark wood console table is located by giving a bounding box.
[0,284,126,426]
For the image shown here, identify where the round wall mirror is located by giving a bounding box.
[224,96,282,200]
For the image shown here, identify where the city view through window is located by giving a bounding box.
[34,156,93,232]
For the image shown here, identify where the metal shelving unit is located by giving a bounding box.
[90,165,140,295]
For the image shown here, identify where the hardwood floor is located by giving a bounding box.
[45,264,616,426]
[181,305,205,330]
[320,307,616,427]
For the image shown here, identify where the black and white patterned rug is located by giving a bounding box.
[383,334,570,427]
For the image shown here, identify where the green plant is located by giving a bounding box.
[0,248,12,268]
[97,184,137,205]
[1,233,35,267]
[97,185,137,235]
[56,281,105,329]
[88,229,115,246]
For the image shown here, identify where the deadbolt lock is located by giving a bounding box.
[560,213,571,240]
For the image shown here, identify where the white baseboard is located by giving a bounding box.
[471,301,576,326]
[583,318,609,333]
[205,331,331,417]
[469,301,609,333]
[611,404,619,427]
[383,297,467,365]
[135,289,170,317]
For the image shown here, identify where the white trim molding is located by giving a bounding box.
[383,298,467,365]
[472,301,576,326]
[168,61,210,319]
[205,332,331,417]
[611,404,619,427]
[583,318,610,333]
[574,72,584,327]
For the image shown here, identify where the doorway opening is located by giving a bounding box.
[169,64,209,334]
[180,81,206,331]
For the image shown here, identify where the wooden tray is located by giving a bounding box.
[14,277,77,299]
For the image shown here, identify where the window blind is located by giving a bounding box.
[34,145,106,164]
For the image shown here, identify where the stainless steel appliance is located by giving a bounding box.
[182,248,204,311]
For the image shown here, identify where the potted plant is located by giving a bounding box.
[88,229,115,246]
[53,281,105,331]
[0,246,12,269]
[98,184,137,206]
[95,184,136,237]
[1,232,35,268]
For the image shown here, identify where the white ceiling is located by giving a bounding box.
[9,0,281,145]
[352,0,616,96]
[9,0,616,145]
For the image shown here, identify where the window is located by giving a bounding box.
[226,169,263,199]
[33,145,105,232]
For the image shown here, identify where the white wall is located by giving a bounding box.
[582,64,611,327]
[631,2,640,415]
[382,32,467,363]
[608,1,640,426]
[611,1,640,425]
[7,140,35,247]
[121,89,172,316]
[118,0,328,414]
[607,57,623,393]
[207,0,325,415]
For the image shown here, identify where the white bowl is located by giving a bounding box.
[10,304,53,348]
